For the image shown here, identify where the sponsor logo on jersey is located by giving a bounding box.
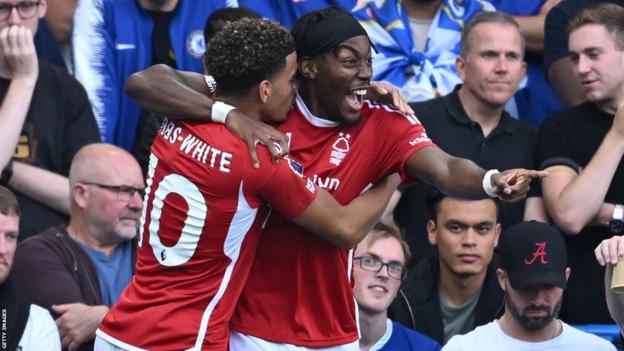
[330,133,350,166]
[408,131,431,146]
[186,29,206,58]
[287,158,304,176]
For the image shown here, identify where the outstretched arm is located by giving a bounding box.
[294,174,401,249]
[405,147,546,202]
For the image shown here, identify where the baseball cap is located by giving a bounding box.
[499,221,568,290]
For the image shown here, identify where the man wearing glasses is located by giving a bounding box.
[353,221,441,351]
[0,0,101,239]
[11,143,144,351]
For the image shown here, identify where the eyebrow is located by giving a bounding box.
[335,43,370,57]
[365,253,404,266]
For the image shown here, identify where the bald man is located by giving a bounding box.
[12,143,144,351]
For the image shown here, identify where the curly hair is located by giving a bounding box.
[205,18,295,97]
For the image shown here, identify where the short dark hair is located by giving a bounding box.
[568,3,624,50]
[425,186,499,222]
[0,185,19,216]
[460,11,525,57]
[205,18,295,97]
[367,219,412,267]
[203,7,261,43]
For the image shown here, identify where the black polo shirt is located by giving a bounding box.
[394,87,539,262]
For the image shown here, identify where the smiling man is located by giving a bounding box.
[122,6,543,350]
[354,221,440,351]
[443,221,615,351]
[537,2,624,324]
[12,143,143,351]
[390,189,502,344]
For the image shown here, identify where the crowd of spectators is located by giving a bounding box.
[1,0,624,350]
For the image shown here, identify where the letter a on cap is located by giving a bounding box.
[524,241,548,265]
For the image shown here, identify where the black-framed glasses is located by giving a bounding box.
[354,256,404,280]
[82,182,145,201]
[0,1,40,21]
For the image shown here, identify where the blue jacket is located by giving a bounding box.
[73,0,234,149]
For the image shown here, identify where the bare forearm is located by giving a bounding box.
[296,176,399,248]
[545,133,624,233]
[513,15,545,53]
[124,64,213,121]
[0,77,36,168]
[9,162,70,214]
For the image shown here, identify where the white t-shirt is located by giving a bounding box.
[443,320,616,351]
[18,304,61,351]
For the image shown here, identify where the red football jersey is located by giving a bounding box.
[230,95,435,347]
[97,118,317,350]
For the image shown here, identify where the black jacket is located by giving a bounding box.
[388,254,503,344]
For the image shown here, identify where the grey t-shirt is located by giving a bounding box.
[440,288,481,343]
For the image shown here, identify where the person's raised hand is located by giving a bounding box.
[0,25,37,81]
[225,109,289,168]
[367,81,414,115]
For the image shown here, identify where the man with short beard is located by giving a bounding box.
[443,221,615,350]
[11,143,144,351]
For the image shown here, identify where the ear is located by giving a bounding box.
[258,80,271,104]
[455,55,466,81]
[496,268,507,291]
[426,220,437,245]
[521,60,527,78]
[298,57,318,79]
[38,0,47,17]
[493,223,502,247]
[565,267,571,281]
[73,183,89,209]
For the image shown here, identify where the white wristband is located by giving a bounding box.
[482,169,500,198]
[212,101,235,124]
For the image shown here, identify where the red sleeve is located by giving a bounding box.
[255,154,318,220]
[373,107,437,183]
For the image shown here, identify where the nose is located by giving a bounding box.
[7,7,22,25]
[0,234,8,255]
[494,55,508,72]
[576,55,591,75]
[375,264,391,279]
[358,59,373,82]
[127,190,144,210]
[462,229,477,247]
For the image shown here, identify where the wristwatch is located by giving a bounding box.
[609,204,624,234]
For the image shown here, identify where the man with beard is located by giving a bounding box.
[11,143,144,351]
[443,221,615,350]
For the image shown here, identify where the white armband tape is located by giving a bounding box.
[212,101,235,124]
[482,169,500,198]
